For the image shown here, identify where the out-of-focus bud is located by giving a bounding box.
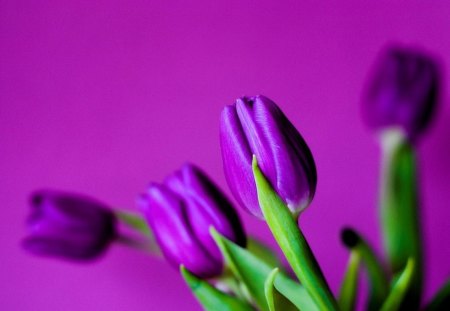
[220,95,317,219]
[23,190,117,260]
[139,164,246,278]
[362,45,440,141]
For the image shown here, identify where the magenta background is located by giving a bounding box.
[1,1,449,310]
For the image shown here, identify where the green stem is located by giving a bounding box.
[252,156,338,311]
[114,209,152,237]
[338,251,360,311]
[114,209,161,255]
[380,130,422,309]
[115,233,161,255]
[380,259,415,311]
[341,228,389,310]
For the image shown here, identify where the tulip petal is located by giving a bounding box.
[170,164,246,262]
[142,184,222,278]
[220,104,261,217]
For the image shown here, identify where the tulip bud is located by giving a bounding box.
[362,45,440,141]
[220,95,317,219]
[139,164,246,278]
[23,190,117,261]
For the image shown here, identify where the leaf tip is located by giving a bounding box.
[180,264,188,278]
[209,226,223,246]
[180,265,201,291]
[252,154,262,176]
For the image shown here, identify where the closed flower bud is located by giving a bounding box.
[362,45,440,141]
[139,164,246,278]
[23,190,117,261]
[220,95,317,219]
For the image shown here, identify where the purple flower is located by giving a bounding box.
[362,45,440,141]
[220,95,317,219]
[23,190,117,261]
[139,164,246,278]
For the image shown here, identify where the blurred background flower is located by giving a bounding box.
[362,45,440,142]
[23,190,117,260]
[0,1,449,310]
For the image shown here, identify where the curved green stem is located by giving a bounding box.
[114,209,152,237]
[341,228,389,310]
[338,251,360,311]
[253,156,338,311]
[380,259,415,311]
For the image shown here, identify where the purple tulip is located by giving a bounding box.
[362,45,440,141]
[220,95,317,219]
[139,164,246,278]
[23,190,117,261]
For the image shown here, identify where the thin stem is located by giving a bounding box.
[115,233,161,256]
[380,259,415,311]
[379,130,422,309]
[113,209,161,255]
[338,251,360,311]
[114,209,152,237]
[341,228,389,310]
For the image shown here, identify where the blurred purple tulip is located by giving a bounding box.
[139,164,246,278]
[362,45,440,141]
[220,95,317,219]
[23,190,117,261]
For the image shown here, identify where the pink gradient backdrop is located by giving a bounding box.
[1,1,449,310]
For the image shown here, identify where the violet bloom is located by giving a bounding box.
[139,164,246,278]
[23,190,117,261]
[220,95,317,219]
[362,46,440,141]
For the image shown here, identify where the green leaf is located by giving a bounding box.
[211,228,318,311]
[273,276,318,311]
[424,278,450,311]
[380,258,415,311]
[212,228,268,310]
[247,237,283,271]
[180,266,253,311]
[265,268,297,311]
[380,131,422,307]
[252,156,338,311]
[338,251,360,311]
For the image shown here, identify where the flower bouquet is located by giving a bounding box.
[22,45,448,311]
